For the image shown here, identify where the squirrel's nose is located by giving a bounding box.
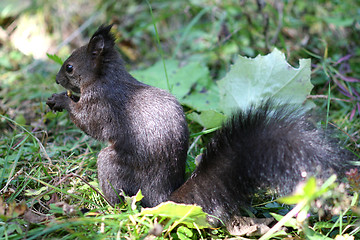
[55,74,60,84]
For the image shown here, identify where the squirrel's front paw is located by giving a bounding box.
[46,92,69,112]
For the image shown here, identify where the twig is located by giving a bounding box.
[307,95,353,103]
[28,173,114,208]
[0,114,53,165]
[327,122,358,146]
[0,168,24,194]
[271,1,284,45]
[53,12,101,54]
[188,127,206,155]
[259,200,307,240]
[70,173,114,208]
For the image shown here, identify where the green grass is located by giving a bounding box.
[1,0,360,239]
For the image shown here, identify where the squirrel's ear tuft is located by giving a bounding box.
[87,24,115,57]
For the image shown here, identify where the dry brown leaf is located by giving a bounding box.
[226,216,274,237]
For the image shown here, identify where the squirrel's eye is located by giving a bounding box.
[65,64,73,73]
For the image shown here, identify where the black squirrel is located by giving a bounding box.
[47,25,353,226]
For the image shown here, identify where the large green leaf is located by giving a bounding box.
[181,82,220,112]
[187,110,226,129]
[140,201,210,229]
[131,59,209,100]
[217,48,314,115]
[133,49,314,128]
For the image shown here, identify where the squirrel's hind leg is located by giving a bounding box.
[97,146,138,205]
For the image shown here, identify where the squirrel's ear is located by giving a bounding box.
[87,24,115,58]
[88,35,105,58]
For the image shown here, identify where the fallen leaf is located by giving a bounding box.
[226,216,274,236]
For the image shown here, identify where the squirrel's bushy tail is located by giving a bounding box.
[169,101,352,225]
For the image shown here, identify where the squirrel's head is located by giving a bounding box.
[56,24,116,94]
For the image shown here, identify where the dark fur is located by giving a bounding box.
[47,25,353,225]
[47,25,189,206]
[169,103,351,225]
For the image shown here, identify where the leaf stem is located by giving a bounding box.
[146,0,171,92]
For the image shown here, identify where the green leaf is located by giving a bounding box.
[46,53,63,65]
[176,226,193,240]
[140,201,210,229]
[24,186,48,196]
[0,0,30,18]
[134,190,144,203]
[315,174,337,197]
[270,213,298,229]
[131,59,209,100]
[217,48,314,115]
[303,226,333,240]
[351,192,359,207]
[124,190,143,210]
[78,181,99,190]
[323,17,355,27]
[277,194,304,205]
[302,177,317,196]
[313,221,339,230]
[181,82,220,112]
[187,110,226,129]
[49,203,64,215]
[44,111,59,121]
[278,177,317,205]
[14,114,26,126]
